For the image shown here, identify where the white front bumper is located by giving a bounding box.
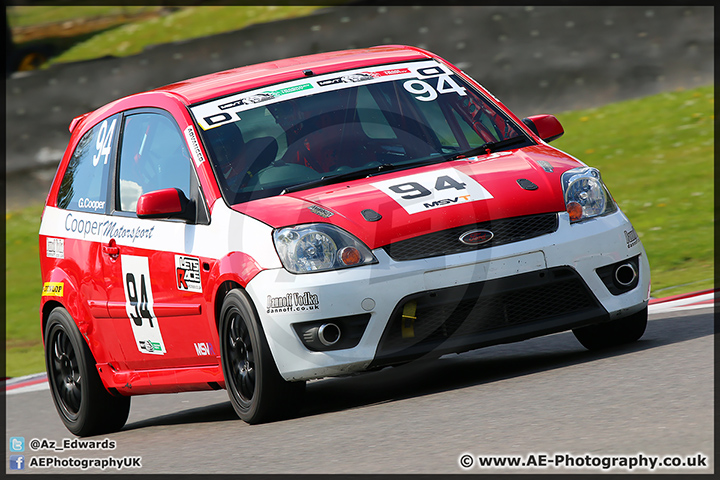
[245,210,650,381]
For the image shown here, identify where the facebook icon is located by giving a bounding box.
[10,455,25,470]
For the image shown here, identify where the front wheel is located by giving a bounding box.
[573,307,648,350]
[44,307,130,436]
[219,289,305,424]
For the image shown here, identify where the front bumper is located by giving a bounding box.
[245,210,650,381]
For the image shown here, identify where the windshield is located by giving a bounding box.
[190,59,528,204]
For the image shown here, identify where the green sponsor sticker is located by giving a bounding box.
[267,83,313,97]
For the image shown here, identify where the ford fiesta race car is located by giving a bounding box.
[39,45,650,436]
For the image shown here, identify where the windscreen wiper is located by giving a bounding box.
[281,138,530,195]
[447,136,530,161]
[281,150,464,194]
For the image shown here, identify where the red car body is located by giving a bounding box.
[39,46,649,434]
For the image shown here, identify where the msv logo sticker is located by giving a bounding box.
[194,342,216,356]
[372,168,492,214]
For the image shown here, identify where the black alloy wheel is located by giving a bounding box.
[45,307,130,436]
[219,289,305,424]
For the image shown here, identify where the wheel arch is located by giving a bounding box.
[209,250,264,333]
[41,300,64,341]
[40,268,84,339]
[213,280,242,332]
[40,267,108,363]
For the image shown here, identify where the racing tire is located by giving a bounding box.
[572,307,648,350]
[44,307,131,436]
[219,289,306,424]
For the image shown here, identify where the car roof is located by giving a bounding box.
[68,45,436,134]
[151,45,432,105]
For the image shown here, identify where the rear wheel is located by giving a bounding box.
[573,307,648,350]
[219,289,305,424]
[44,307,130,436]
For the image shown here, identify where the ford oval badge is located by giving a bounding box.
[459,229,494,245]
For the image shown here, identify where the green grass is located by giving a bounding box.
[6,5,163,28]
[552,85,714,297]
[9,5,328,68]
[4,86,714,378]
[5,206,44,377]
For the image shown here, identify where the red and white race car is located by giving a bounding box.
[39,45,650,436]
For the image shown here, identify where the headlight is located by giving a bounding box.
[561,167,617,223]
[273,224,377,274]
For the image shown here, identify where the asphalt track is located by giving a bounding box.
[4,297,714,474]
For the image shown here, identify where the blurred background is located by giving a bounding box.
[5,4,713,202]
[4,3,714,377]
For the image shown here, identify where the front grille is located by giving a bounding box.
[372,267,606,366]
[382,213,558,261]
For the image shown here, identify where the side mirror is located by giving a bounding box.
[522,114,564,143]
[137,188,193,221]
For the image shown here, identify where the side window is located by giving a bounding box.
[57,114,118,213]
[117,112,192,212]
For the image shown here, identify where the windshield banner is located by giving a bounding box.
[190,60,465,131]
